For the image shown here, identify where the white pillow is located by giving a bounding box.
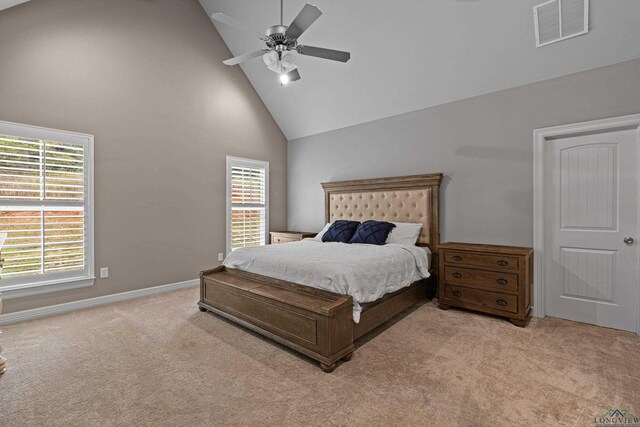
[309,222,332,241]
[386,222,422,245]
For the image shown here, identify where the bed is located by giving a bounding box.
[198,173,443,372]
[223,239,431,322]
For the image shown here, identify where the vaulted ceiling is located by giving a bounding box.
[0,0,29,11]
[200,0,640,140]
[3,1,639,140]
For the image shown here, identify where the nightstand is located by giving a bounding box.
[438,242,533,327]
[269,231,316,244]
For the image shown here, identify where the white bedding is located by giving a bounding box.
[223,239,430,322]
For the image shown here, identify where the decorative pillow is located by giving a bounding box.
[349,220,396,245]
[321,220,360,243]
[386,222,423,245]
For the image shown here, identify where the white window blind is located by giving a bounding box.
[0,121,94,295]
[226,157,269,253]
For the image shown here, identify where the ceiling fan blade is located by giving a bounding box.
[284,4,322,40]
[223,49,269,66]
[285,68,301,82]
[296,45,351,63]
[211,12,267,41]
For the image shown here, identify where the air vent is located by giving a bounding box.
[534,0,589,47]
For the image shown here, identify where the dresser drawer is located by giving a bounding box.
[444,285,518,314]
[272,236,297,244]
[444,250,519,271]
[443,266,518,293]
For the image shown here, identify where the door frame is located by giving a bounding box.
[533,113,640,334]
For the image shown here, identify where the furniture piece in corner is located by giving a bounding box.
[438,242,533,327]
[269,231,316,244]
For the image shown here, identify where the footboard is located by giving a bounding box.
[198,267,355,372]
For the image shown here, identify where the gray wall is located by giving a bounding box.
[0,0,287,314]
[288,58,640,247]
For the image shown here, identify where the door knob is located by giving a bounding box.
[624,237,634,245]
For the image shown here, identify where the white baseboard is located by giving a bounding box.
[0,279,199,326]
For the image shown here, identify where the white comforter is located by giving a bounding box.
[223,239,430,322]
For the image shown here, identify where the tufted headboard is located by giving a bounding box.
[321,174,443,252]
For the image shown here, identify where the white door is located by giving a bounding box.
[545,127,639,332]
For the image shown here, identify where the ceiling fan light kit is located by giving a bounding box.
[213,1,351,84]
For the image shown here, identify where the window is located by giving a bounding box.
[0,121,94,297]
[226,156,269,254]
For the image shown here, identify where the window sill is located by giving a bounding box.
[0,276,96,299]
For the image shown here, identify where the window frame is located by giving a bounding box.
[226,156,269,255]
[0,120,95,299]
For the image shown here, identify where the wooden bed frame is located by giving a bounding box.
[198,173,443,372]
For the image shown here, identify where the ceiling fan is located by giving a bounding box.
[212,1,351,84]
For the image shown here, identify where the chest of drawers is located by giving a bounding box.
[438,242,533,327]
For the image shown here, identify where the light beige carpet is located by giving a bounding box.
[1,287,638,427]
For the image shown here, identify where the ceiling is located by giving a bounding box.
[199,0,640,140]
[3,1,639,140]
[0,0,28,11]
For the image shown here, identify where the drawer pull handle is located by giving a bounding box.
[496,299,507,306]
[452,272,462,279]
[496,260,508,266]
[452,255,462,261]
[496,278,508,285]
[453,290,462,297]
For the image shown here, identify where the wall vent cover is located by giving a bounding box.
[534,0,589,47]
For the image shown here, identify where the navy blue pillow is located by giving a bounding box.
[322,220,360,243]
[349,220,396,245]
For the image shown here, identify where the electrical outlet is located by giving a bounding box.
[218,253,224,262]
[100,267,109,278]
